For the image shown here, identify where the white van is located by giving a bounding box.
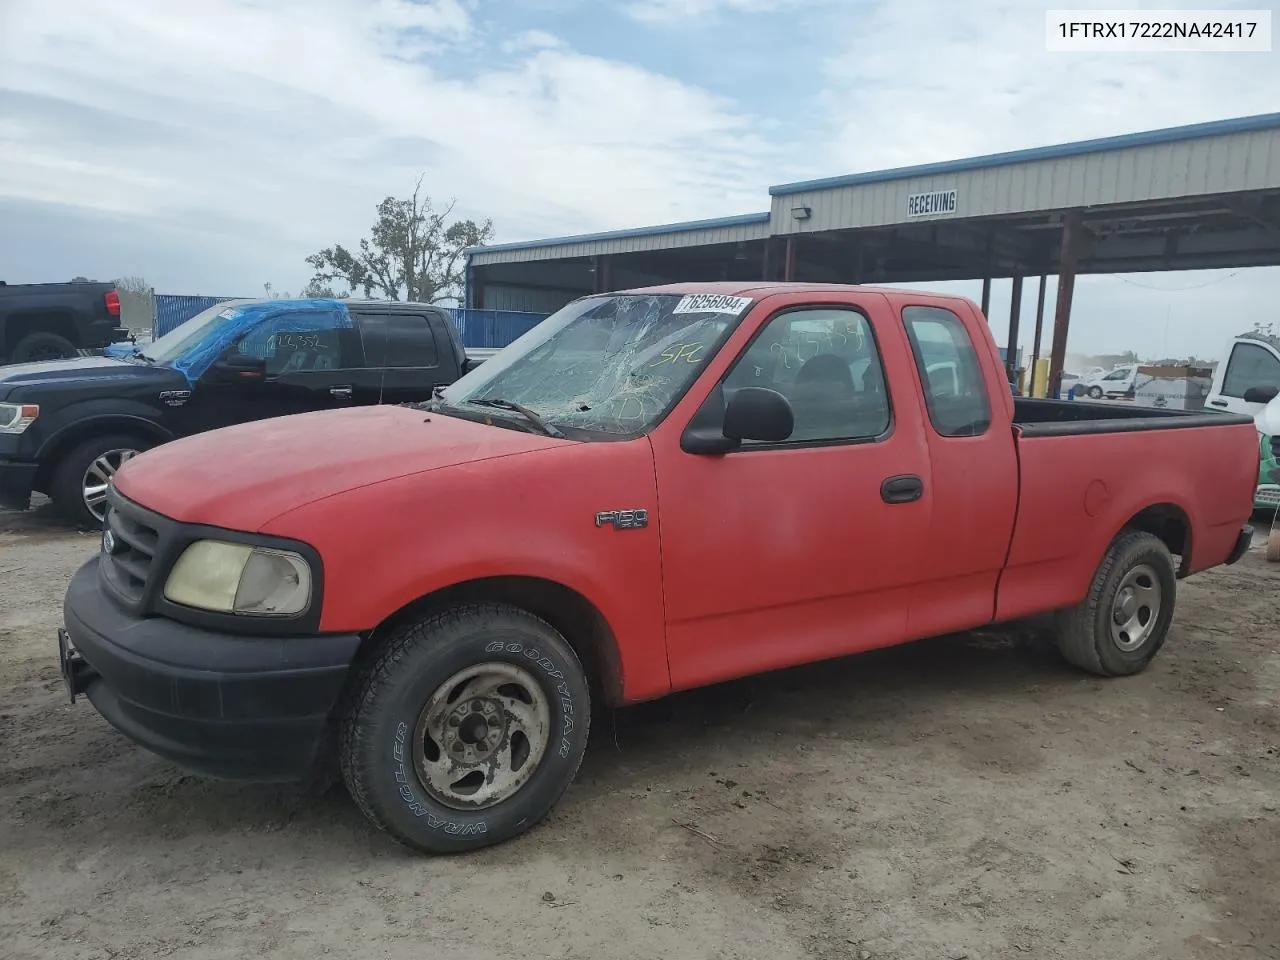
[1204,332,1280,513]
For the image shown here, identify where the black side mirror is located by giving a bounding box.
[682,385,794,454]
[1242,385,1280,404]
[213,353,267,381]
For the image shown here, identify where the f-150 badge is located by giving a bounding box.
[595,509,648,530]
[159,390,191,407]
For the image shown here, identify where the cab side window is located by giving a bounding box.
[1221,343,1280,398]
[902,305,991,438]
[721,307,891,444]
[233,310,359,375]
[358,313,441,369]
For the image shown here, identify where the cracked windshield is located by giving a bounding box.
[439,293,749,435]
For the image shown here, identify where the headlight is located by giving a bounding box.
[163,540,312,616]
[0,403,39,434]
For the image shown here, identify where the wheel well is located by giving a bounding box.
[360,576,625,706]
[33,422,166,493]
[1124,503,1192,576]
[4,311,77,354]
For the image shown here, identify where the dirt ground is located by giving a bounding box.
[1,502,1277,960]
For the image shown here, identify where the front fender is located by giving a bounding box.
[262,439,671,702]
[35,401,174,461]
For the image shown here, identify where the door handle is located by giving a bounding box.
[881,474,924,504]
[1209,399,1228,408]
[330,385,353,400]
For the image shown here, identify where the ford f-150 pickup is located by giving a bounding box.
[57,282,1260,855]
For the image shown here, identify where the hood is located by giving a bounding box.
[0,356,162,395]
[112,404,568,531]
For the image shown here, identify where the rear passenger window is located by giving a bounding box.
[359,314,440,368]
[722,307,891,444]
[902,306,991,438]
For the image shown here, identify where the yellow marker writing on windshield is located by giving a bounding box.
[652,342,705,365]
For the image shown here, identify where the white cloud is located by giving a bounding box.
[0,0,777,290]
[623,0,805,23]
[814,0,1280,172]
[0,0,1276,357]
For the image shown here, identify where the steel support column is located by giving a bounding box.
[762,239,772,280]
[1029,273,1048,395]
[1048,212,1082,397]
[1006,274,1023,379]
[469,264,484,309]
[784,236,797,282]
[980,276,991,318]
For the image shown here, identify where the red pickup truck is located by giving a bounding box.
[58,282,1259,854]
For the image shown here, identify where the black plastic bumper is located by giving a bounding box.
[61,558,362,781]
[1225,524,1255,566]
[0,459,37,511]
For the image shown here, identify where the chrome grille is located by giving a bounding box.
[100,497,161,604]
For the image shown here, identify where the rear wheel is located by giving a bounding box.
[340,603,591,854]
[49,433,153,528]
[1054,529,1177,677]
[10,332,79,363]
[1267,514,1280,563]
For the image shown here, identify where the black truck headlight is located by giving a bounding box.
[163,540,312,616]
[0,403,39,434]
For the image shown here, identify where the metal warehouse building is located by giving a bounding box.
[466,112,1280,392]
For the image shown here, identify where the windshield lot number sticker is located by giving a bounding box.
[672,294,753,316]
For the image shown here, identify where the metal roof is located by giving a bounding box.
[469,211,771,255]
[768,112,1280,196]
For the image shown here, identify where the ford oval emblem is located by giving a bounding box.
[102,529,117,555]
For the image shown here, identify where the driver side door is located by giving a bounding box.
[183,308,364,434]
[651,294,935,692]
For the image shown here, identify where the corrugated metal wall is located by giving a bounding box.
[770,128,1280,233]
[470,216,771,266]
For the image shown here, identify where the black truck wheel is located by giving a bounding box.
[9,331,79,363]
[1053,530,1177,677]
[340,603,592,854]
[50,433,153,528]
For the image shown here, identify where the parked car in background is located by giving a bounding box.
[1203,331,1280,510]
[57,281,1258,855]
[0,280,131,364]
[0,297,487,526]
[1080,363,1139,400]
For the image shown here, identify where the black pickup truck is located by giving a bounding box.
[0,297,489,526]
[0,280,132,364]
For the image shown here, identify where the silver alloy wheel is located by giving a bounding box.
[412,661,551,810]
[1110,563,1162,651]
[82,448,139,521]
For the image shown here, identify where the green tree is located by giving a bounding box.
[305,175,494,304]
[300,279,347,299]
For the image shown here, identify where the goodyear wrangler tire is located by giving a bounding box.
[340,602,591,854]
[1053,529,1177,678]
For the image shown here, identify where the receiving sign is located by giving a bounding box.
[905,189,958,218]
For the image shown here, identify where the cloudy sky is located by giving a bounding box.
[1,0,1277,359]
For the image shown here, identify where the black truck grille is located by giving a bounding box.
[100,492,162,605]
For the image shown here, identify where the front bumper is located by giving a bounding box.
[1225,524,1255,566]
[0,459,38,510]
[61,558,362,781]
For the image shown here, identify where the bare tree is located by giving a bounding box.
[306,175,495,304]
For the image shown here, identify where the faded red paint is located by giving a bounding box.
[114,282,1260,706]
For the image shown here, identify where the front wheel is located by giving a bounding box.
[1087,385,1104,400]
[49,433,153,528]
[1053,529,1177,677]
[340,603,592,854]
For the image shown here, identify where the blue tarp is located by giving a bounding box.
[169,300,354,386]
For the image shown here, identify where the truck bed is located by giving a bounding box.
[1012,397,1252,435]
[997,396,1258,625]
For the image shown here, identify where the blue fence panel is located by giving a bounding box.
[153,295,242,339]
[445,308,548,349]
